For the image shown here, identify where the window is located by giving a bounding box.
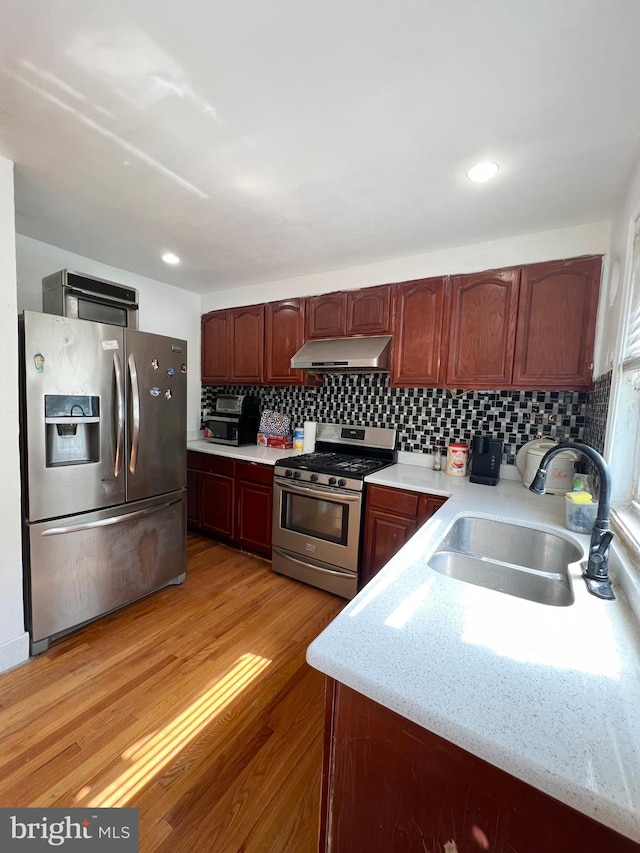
[609,218,640,561]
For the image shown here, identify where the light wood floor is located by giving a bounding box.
[0,534,344,852]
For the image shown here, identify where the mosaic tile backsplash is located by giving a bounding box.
[583,370,611,455]
[201,374,590,464]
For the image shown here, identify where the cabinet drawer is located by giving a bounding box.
[367,485,419,518]
[200,454,235,477]
[187,450,202,470]
[236,460,274,486]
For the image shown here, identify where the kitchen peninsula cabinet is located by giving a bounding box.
[361,484,447,585]
[201,304,264,384]
[306,286,392,339]
[446,267,520,388]
[513,256,601,388]
[391,276,446,386]
[320,680,639,853]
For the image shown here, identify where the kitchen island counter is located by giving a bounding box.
[307,463,640,843]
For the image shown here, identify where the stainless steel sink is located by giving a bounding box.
[428,516,582,606]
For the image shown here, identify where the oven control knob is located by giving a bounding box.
[338,479,346,487]
[310,474,319,482]
[293,471,301,479]
[328,477,337,485]
[285,469,293,478]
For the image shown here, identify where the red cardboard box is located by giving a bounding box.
[257,433,293,449]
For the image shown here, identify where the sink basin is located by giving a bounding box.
[428,516,582,606]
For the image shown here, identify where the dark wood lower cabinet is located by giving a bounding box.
[200,466,235,543]
[320,680,639,853]
[236,461,274,557]
[361,484,447,586]
[187,452,274,558]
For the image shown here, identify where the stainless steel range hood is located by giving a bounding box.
[290,335,392,371]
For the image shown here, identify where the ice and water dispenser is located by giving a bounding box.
[45,395,101,466]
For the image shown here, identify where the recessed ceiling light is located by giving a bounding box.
[466,161,500,183]
[162,252,180,265]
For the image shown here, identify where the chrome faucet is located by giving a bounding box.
[528,442,615,600]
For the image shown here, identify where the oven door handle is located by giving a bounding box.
[276,480,361,503]
[272,548,355,578]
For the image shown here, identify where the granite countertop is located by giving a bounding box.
[187,439,304,465]
[307,462,640,843]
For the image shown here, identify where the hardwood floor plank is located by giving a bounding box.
[0,535,343,851]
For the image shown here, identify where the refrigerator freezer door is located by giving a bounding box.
[21,311,126,521]
[125,330,187,502]
[26,491,186,653]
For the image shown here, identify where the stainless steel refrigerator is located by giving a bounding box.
[19,310,188,654]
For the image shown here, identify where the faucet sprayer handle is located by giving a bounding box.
[592,530,614,557]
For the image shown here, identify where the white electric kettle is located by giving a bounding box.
[517,439,580,495]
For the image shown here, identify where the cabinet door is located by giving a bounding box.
[321,682,640,853]
[186,468,201,529]
[201,310,230,384]
[306,293,347,339]
[361,508,418,586]
[200,472,235,542]
[391,277,446,387]
[446,269,520,388]
[513,257,601,389]
[264,299,305,385]
[229,304,264,384]
[236,479,273,557]
[418,494,448,524]
[347,286,392,335]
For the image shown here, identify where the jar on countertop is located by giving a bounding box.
[446,443,468,477]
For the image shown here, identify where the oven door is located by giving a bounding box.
[273,478,362,572]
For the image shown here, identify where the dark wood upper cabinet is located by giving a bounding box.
[347,286,392,335]
[306,293,347,339]
[264,299,306,385]
[202,305,263,384]
[513,256,601,389]
[201,310,230,384]
[391,277,446,387]
[446,268,520,388]
[229,304,264,384]
[306,286,391,339]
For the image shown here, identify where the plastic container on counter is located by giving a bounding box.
[565,491,598,533]
[446,442,468,477]
[293,427,305,450]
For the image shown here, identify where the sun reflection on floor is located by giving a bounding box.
[82,653,271,808]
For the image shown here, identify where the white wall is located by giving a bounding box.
[16,235,202,440]
[0,157,29,672]
[201,221,611,312]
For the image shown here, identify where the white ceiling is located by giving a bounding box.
[1,0,640,294]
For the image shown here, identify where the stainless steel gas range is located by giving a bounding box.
[272,423,397,598]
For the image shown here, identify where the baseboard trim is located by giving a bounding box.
[0,631,29,674]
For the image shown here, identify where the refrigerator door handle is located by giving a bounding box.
[128,352,140,474]
[40,496,184,536]
[114,352,124,478]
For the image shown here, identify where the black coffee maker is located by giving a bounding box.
[469,435,503,486]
